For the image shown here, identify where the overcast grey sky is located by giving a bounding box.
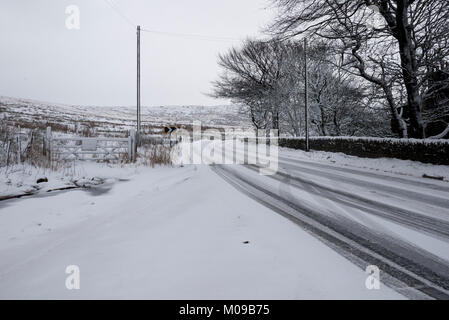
[0,0,274,106]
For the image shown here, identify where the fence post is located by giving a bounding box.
[129,129,136,162]
[43,134,46,157]
[17,126,21,164]
[6,140,11,167]
[128,133,132,161]
[46,127,52,164]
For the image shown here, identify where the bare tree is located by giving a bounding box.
[270,0,449,138]
[213,39,383,136]
[211,39,287,130]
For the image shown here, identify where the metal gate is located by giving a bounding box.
[45,127,136,162]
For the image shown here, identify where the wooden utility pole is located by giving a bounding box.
[304,38,310,152]
[136,25,141,148]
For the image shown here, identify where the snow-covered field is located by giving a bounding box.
[0,96,252,134]
[0,159,404,299]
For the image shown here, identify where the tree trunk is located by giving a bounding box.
[272,110,280,130]
[333,111,341,136]
[384,87,408,138]
[395,0,425,138]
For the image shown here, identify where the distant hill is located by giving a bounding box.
[0,96,252,135]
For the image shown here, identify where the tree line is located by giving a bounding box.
[212,0,449,139]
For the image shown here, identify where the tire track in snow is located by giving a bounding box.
[279,157,449,209]
[246,164,449,240]
[212,165,449,300]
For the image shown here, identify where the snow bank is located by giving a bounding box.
[281,147,449,181]
[0,162,144,200]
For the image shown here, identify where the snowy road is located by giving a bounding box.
[0,162,404,299]
[1,144,448,299]
[212,151,449,300]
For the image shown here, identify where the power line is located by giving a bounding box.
[140,28,243,43]
[102,0,244,42]
[101,2,246,147]
[103,0,136,29]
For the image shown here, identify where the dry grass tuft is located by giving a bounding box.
[140,144,172,167]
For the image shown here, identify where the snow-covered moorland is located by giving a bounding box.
[0,96,251,134]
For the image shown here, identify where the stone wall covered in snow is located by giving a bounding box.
[279,137,449,165]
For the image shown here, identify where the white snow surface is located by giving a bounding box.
[281,147,449,181]
[0,162,402,299]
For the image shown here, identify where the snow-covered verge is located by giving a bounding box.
[0,164,403,299]
[0,162,142,200]
[280,135,449,145]
[281,147,449,181]
[0,140,173,200]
